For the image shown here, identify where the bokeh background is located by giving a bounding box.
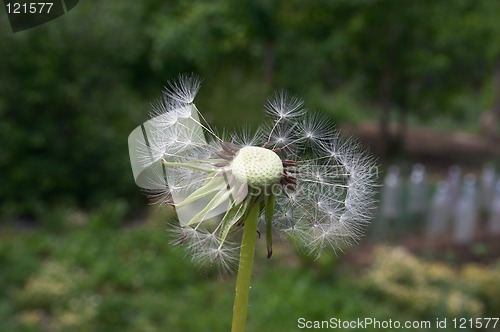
[1,1,499,331]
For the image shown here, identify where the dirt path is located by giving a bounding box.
[342,122,500,167]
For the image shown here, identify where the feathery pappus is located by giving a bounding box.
[128,74,377,271]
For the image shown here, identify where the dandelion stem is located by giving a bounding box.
[231,202,260,332]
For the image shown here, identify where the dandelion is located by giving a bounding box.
[128,74,377,332]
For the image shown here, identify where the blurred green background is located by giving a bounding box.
[1,1,499,331]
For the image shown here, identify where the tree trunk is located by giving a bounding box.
[394,107,407,158]
[379,71,393,160]
[492,59,500,131]
[262,40,275,88]
[481,59,500,139]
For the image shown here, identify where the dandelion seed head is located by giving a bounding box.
[129,75,378,269]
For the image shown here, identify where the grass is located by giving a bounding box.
[0,215,485,332]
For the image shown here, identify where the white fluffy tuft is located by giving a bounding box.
[133,75,377,269]
[164,73,202,105]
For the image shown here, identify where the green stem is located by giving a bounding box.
[231,203,260,332]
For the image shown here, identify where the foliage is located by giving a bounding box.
[0,2,152,218]
[1,223,482,331]
[462,264,500,316]
[1,0,499,218]
[364,246,500,318]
